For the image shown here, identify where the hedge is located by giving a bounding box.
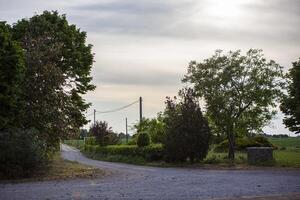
[214,136,276,152]
[64,139,85,149]
[84,144,164,161]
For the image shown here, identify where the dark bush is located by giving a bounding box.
[163,88,211,162]
[137,132,150,147]
[0,128,48,178]
[89,121,119,146]
[214,136,275,152]
[84,144,164,161]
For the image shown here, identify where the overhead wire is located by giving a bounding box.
[85,98,139,116]
[96,99,139,114]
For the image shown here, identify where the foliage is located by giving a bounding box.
[12,11,95,150]
[163,88,211,162]
[183,49,285,160]
[89,121,119,146]
[214,136,275,152]
[0,128,49,178]
[84,144,164,161]
[137,132,151,147]
[281,58,300,134]
[0,22,25,130]
[63,140,85,149]
[84,137,96,145]
[133,116,166,144]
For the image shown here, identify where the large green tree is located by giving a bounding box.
[281,58,300,134]
[12,11,95,149]
[183,49,284,160]
[0,22,24,130]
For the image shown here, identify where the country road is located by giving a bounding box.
[0,144,300,200]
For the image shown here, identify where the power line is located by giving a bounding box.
[95,99,139,114]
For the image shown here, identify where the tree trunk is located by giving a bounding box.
[227,124,235,161]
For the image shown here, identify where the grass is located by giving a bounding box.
[268,137,300,149]
[274,150,300,167]
[0,153,108,183]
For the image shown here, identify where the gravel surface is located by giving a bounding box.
[0,144,300,200]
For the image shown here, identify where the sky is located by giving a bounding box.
[1,0,300,135]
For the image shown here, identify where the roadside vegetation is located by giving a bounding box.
[0,153,107,182]
[0,11,95,179]
[1,9,300,180]
[64,51,300,168]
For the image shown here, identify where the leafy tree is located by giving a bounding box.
[137,132,150,147]
[183,49,284,160]
[281,58,300,134]
[12,11,95,149]
[0,22,24,130]
[90,121,119,146]
[133,116,166,143]
[163,88,211,163]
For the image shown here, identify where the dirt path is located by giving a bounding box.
[0,144,299,200]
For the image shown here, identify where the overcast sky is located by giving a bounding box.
[1,0,300,135]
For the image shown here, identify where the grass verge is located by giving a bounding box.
[0,153,108,183]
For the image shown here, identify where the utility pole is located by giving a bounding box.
[93,109,96,125]
[139,97,143,123]
[125,117,128,143]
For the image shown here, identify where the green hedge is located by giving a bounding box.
[64,140,85,149]
[214,136,276,152]
[84,144,164,161]
[84,137,96,145]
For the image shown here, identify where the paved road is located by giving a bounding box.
[0,144,300,200]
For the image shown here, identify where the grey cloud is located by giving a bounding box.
[75,1,172,15]
[68,0,300,46]
[92,68,182,86]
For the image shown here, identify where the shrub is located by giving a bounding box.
[84,144,164,161]
[214,136,275,152]
[89,121,119,146]
[84,137,96,145]
[137,132,150,147]
[204,155,222,164]
[163,88,211,162]
[0,128,48,178]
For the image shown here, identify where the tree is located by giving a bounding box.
[12,11,95,149]
[281,58,300,134]
[163,88,211,163]
[183,49,284,160]
[90,121,119,146]
[0,22,25,130]
[133,116,166,143]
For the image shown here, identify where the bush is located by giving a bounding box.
[137,132,150,147]
[84,144,164,161]
[163,88,211,162]
[89,121,119,146]
[214,136,275,152]
[84,137,96,145]
[0,128,48,178]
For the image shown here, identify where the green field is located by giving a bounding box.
[268,137,300,149]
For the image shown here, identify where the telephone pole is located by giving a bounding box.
[139,97,143,123]
[125,117,128,143]
[93,109,96,125]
